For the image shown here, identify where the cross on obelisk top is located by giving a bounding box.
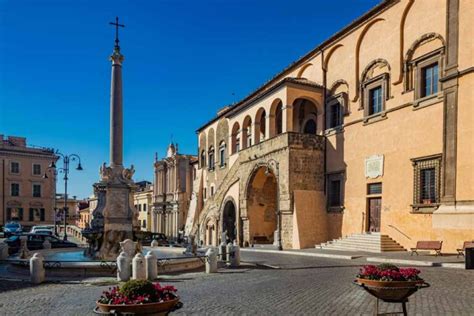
[109,16,125,50]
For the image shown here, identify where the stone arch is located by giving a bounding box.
[269,99,283,138]
[361,58,391,83]
[204,216,218,246]
[254,107,266,144]
[393,0,415,85]
[405,33,446,62]
[296,63,313,78]
[292,97,319,134]
[352,18,385,102]
[329,79,349,95]
[220,196,238,243]
[245,165,278,245]
[242,115,252,149]
[207,128,215,152]
[231,122,240,155]
[323,44,344,71]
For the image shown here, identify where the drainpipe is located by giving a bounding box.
[322,50,328,197]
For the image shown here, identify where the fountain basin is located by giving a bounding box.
[6,246,205,278]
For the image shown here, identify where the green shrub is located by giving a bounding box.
[120,280,157,300]
[377,263,399,271]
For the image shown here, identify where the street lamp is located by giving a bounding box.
[45,152,83,241]
[43,168,59,236]
[265,159,282,251]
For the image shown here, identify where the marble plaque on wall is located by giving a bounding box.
[365,155,384,179]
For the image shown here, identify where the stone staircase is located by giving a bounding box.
[190,156,242,236]
[316,233,405,253]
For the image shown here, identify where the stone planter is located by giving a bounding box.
[355,278,424,301]
[96,297,180,315]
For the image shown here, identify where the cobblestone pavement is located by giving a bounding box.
[0,252,473,315]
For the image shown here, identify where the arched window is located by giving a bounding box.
[255,108,266,144]
[242,116,252,149]
[200,150,206,168]
[231,122,240,154]
[219,141,226,167]
[293,98,318,134]
[208,146,215,171]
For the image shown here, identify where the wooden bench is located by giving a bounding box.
[410,241,443,256]
[457,241,474,258]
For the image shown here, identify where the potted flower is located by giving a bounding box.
[96,280,180,315]
[355,264,426,301]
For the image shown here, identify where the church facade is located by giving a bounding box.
[152,143,197,239]
[186,0,473,252]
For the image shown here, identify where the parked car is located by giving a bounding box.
[5,233,77,254]
[34,229,54,236]
[3,222,22,238]
[30,225,54,234]
[140,232,169,246]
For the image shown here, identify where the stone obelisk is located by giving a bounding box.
[89,17,138,260]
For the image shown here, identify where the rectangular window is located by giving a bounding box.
[143,204,147,212]
[142,219,146,228]
[367,183,382,195]
[138,204,142,212]
[204,188,207,199]
[8,208,23,221]
[369,86,383,115]
[412,155,441,209]
[421,63,439,97]
[329,180,341,207]
[29,208,35,221]
[11,183,20,196]
[33,184,41,197]
[40,208,45,221]
[211,186,214,196]
[329,102,342,128]
[220,148,225,167]
[33,164,41,175]
[420,168,436,203]
[11,162,20,174]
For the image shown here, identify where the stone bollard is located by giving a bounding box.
[117,251,132,282]
[205,248,218,273]
[132,253,146,280]
[30,253,45,284]
[230,241,241,267]
[19,235,30,259]
[226,242,233,265]
[219,242,227,262]
[43,239,52,250]
[145,251,158,281]
[150,239,159,248]
[0,243,9,260]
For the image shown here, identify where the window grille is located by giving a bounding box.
[412,155,441,207]
[367,183,382,195]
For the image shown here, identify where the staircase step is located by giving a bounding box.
[316,233,406,253]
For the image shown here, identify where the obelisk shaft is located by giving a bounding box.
[110,49,124,167]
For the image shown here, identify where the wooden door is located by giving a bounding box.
[368,197,381,232]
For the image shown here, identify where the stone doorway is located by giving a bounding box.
[246,166,278,245]
[222,200,237,243]
[367,197,381,232]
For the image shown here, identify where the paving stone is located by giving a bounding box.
[0,252,472,315]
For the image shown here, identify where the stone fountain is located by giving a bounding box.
[83,20,139,260]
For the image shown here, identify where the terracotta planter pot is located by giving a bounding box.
[96,297,180,315]
[356,278,423,301]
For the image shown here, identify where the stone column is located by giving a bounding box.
[109,48,124,168]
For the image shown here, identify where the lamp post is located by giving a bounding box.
[44,152,83,241]
[43,167,58,235]
[265,159,282,251]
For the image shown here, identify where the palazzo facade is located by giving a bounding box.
[186,0,473,252]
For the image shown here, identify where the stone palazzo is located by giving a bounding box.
[186,0,474,253]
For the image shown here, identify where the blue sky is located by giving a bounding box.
[0,0,380,198]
